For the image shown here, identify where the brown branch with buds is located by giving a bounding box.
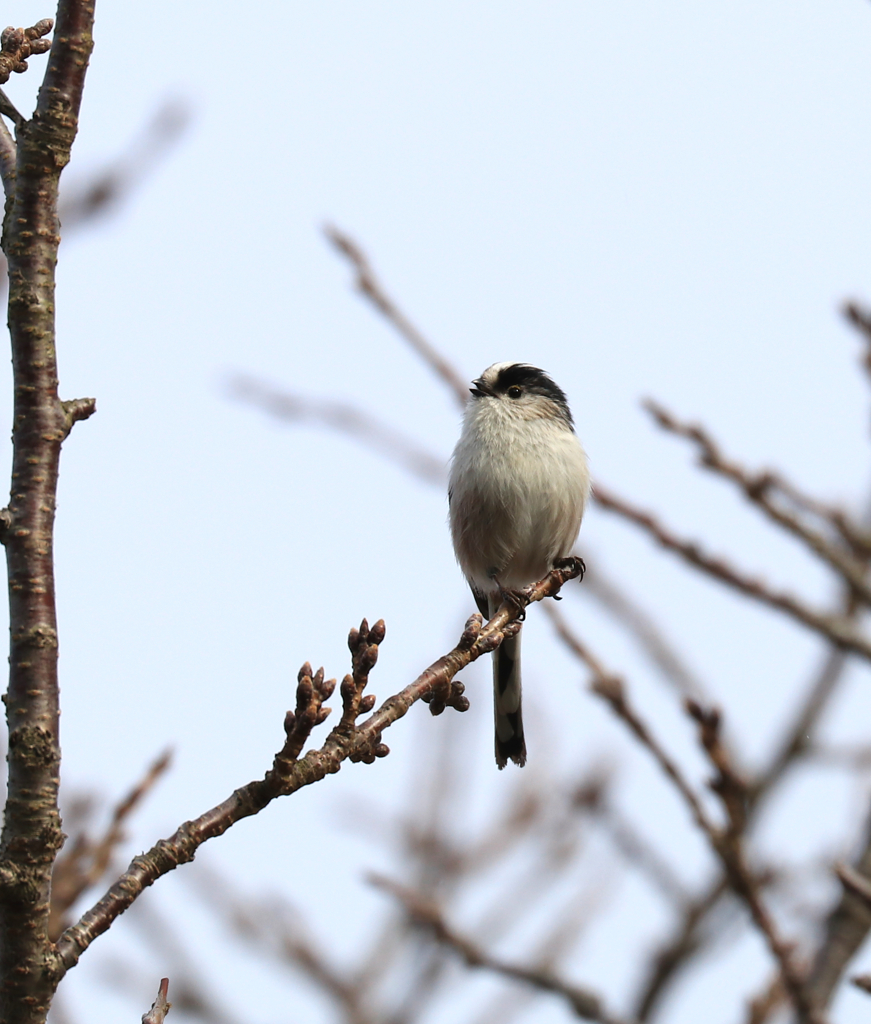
[370,875,632,1024]
[52,560,581,978]
[0,20,52,86]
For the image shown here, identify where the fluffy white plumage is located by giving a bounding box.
[449,362,590,768]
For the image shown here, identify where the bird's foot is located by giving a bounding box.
[496,581,532,621]
[554,555,586,583]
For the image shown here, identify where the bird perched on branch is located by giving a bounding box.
[449,363,590,768]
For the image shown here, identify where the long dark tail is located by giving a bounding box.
[491,597,526,768]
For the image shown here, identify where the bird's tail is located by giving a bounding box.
[491,596,526,769]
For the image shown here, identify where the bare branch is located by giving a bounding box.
[574,779,689,905]
[852,974,871,996]
[141,978,171,1024]
[588,652,823,1023]
[834,863,871,908]
[571,561,708,700]
[844,301,871,391]
[188,867,376,1024]
[325,225,470,406]
[59,99,190,228]
[228,374,446,485]
[49,750,172,939]
[745,973,786,1024]
[370,875,632,1024]
[594,483,871,662]
[632,878,729,1021]
[53,561,582,976]
[748,639,853,803]
[643,399,871,599]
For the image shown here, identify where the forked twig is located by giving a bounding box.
[594,484,871,663]
[643,399,871,598]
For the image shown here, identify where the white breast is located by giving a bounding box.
[449,399,590,594]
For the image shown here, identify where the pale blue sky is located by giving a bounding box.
[3,2,871,1021]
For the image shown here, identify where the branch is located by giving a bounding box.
[567,560,708,700]
[228,374,446,485]
[188,867,375,1024]
[58,99,190,228]
[0,116,15,195]
[643,400,871,600]
[803,839,871,1010]
[632,605,860,1020]
[141,978,171,1024]
[589,660,824,1023]
[632,878,729,1020]
[574,779,689,905]
[834,863,871,908]
[844,301,871,396]
[325,225,470,407]
[0,2,96,1020]
[49,750,172,939]
[593,484,871,663]
[370,876,632,1024]
[52,561,582,976]
[852,974,871,997]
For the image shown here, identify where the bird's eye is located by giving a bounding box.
[507,386,522,399]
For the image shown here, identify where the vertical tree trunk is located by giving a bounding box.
[0,4,95,1021]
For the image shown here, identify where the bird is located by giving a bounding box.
[448,362,590,768]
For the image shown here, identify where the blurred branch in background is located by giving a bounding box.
[59,100,190,229]
[0,98,190,297]
[49,750,172,942]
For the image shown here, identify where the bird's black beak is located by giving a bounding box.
[470,377,493,398]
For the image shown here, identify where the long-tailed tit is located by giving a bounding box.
[449,363,590,768]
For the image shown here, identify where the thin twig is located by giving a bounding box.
[49,750,172,939]
[325,225,469,405]
[141,978,171,1024]
[370,875,632,1024]
[834,863,871,909]
[571,561,708,700]
[0,115,15,195]
[575,782,689,905]
[594,484,871,663]
[588,654,823,1023]
[632,878,729,1020]
[59,100,190,227]
[228,374,446,484]
[643,399,871,601]
[852,974,871,995]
